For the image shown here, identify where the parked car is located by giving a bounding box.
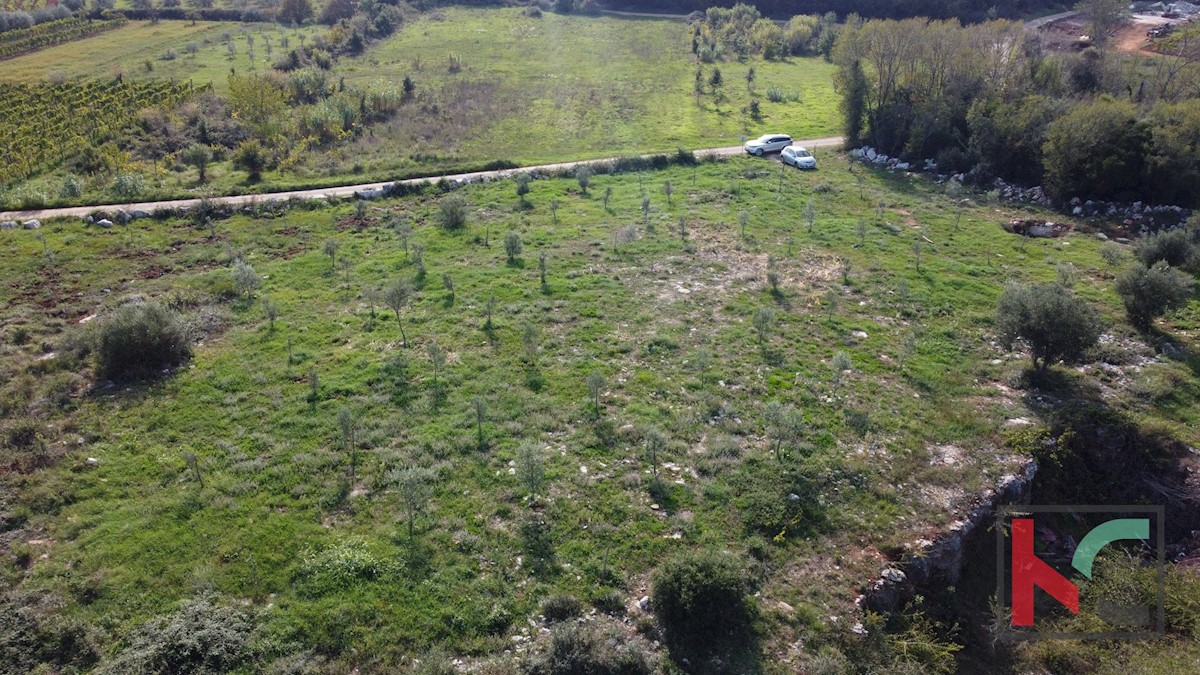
[744,134,792,156]
[781,146,817,169]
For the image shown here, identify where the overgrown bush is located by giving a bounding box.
[92,302,192,381]
[100,595,254,674]
[650,550,757,654]
[1115,261,1194,330]
[524,619,658,675]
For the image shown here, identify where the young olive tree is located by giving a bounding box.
[383,280,413,346]
[390,465,435,538]
[515,442,546,503]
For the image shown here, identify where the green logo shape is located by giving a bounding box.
[1071,518,1150,579]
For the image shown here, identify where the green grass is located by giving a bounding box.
[2,153,1197,671]
[0,9,839,209]
[338,8,840,165]
[0,20,321,93]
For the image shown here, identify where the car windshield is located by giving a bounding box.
[798,150,812,157]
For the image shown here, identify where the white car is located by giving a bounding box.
[781,146,817,169]
[744,134,792,156]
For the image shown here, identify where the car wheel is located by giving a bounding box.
[754,148,763,157]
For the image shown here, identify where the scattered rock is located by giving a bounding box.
[96,219,114,228]
[637,596,650,611]
[0,220,16,229]
[130,209,151,219]
[22,219,41,229]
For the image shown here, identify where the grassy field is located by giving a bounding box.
[337,8,841,164]
[3,151,1198,671]
[0,19,321,92]
[0,9,840,209]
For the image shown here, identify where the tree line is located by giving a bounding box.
[834,16,1200,206]
[605,0,1060,23]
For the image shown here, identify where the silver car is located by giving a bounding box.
[781,146,816,169]
[744,134,792,156]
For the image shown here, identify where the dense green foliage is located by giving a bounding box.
[651,550,756,656]
[834,18,1200,206]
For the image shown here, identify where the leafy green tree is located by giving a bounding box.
[1043,99,1152,203]
[838,59,868,147]
[278,0,312,26]
[504,231,522,263]
[576,165,592,195]
[995,283,1101,373]
[515,173,531,205]
[651,551,756,655]
[232,140,267,181]
[764,402,804,463]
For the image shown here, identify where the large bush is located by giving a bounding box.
[650,550,756,653]
[93,302,192,381]
[99,595,255,674]
[1115,261,1194,330]
[994,282,1101,373]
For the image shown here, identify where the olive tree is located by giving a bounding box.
[1115,261,1193,330]
[995,282,1101,373]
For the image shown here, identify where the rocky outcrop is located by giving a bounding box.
[860,458,1038,612]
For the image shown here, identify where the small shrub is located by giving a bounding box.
[93,303,192,381]
[111,173,145,199]
[297,540,383,595]
[504,231,523,262]
[1135,228,1197,271]
[524,620,657,675]
[232,260,260,297]
[541,594,583,622]
[438,193,468,230]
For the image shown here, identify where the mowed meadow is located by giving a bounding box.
[0,8,839,208]
[4,151,1200,671]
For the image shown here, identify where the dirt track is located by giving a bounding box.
[0,138,844,222]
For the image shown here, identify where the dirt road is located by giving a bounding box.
[0,138,844,222]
